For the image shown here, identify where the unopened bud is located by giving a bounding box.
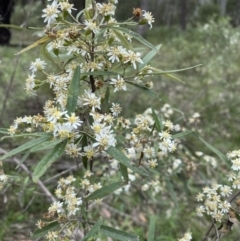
[138,18,148,26]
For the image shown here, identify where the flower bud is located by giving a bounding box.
[138,18,148,26]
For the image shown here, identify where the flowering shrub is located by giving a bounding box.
[1,0,240,240]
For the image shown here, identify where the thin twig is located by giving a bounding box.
[0,148,57,203]
[43,165,79,184]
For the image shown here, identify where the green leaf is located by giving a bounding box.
[1,132,52,140]
[40,42,57,65]
[82,71,118,76]
[0,24,27,31]
[99,225,139,241]
[82,134,88,169]
[144,64,202,75]
[172,130,193,139]
[140,44,162,69]
[126,81,160,100]
[120,163,129,183]
[198,137,228,163]
[0,128,9,134]
[31,221,59,239]
[0,135,51,161]
[82,219,103,241]
[234,211,240,223]
[86,181,124,200]
[151,109,161,132]
[66,66,81,114]
[30,139,62,152]
[16,150,30,169]
[15,36,51,55]
[154,142,159,157]
[32,140,67,182]
[166,180,177,205]
[147,216,156,241]
[112,30,132,50]
[108,26,157,51]
[106,146,149,177]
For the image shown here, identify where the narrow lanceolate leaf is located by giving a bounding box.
[32,140,67,182]
[82,134,88,169]
[172,130,193,139]
[108,26,157,51]
[15,36,51,55]
[66,66,81,114]
[86,182,124,201]
[120,163,129,183]
[126,81,160,100]
[82,219,103,241]
[99,225,139,241]
[0,135,51,161]
[1,132,51,141]
[0,128,9,134]
[81,71,118,76]
[139,44,162,69]
[0,24,27,31]
[16,150,31,169]
[151,109,161,132]
[144,64,202,75]
[106,146,149,177]
[147,216,156,241]
[112,30,132,50]
[40,42,57,65]
[30,139,62,152]
[198,137,228,163]
[31,221,59,239]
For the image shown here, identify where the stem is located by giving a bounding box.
[229,190,240,203]
[202,223,214,241]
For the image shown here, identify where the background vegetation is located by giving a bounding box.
[1,0,240,240]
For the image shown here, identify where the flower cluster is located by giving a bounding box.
[4,0,200,240]
[178,231,192,241]
[37,174,103,238]
[196,183,232,222]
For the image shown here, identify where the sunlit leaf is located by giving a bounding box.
[32,140,67,182]
[15,36,51,55]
